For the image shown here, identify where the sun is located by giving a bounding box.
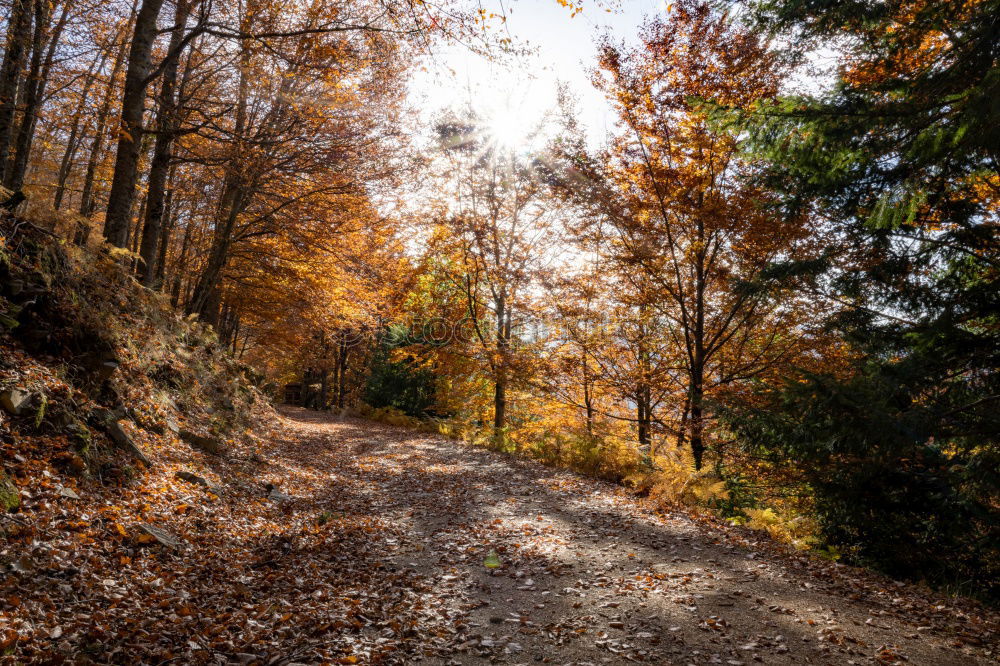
[487,109,530,150]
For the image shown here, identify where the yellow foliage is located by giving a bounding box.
[743,507,820,551]
[356,404,423,429]
[627,447,729,508]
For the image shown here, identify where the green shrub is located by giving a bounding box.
[721,368,1000,599]
[362,328,437,416]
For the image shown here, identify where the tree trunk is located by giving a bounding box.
[154,182,175,286]
[169,213,192,307]
[690,216,707,470]
[319,370,329,410]
[690,376,704,469]
[330,348,340,408]
[493,293,510,431]
[54,39,107,210]
[636,310,652,452]
[676,395,690,449]
[637,393,650,449]
[102,0,167,247]
[582,353,594,436]
[318,330,329,409]
[4,0,47,190]
[0,0,31,182]
[336,338,349,409]
[138,0,189,285]
[218,302,238,347]
[188,193,239,317]
[0,0,31,177]
[200,283,222,327]
[230,316,240,355]
[130,179,147,258]
[80,3,136,217]
[493,379,507,431]
[7,0,70,191]
[188,51,249,318]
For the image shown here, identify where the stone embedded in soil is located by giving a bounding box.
[137,523,182,549]
[0,388,31,416]
[103,415,153,467]
[175,470,219,493]
[179,429,227,456]
[97,360,119,381]
[268,488,293,503]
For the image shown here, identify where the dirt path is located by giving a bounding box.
[262,408,997,665]
[5,407,998,664]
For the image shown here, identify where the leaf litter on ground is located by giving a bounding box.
[1,407,998,665]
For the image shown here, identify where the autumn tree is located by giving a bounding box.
[0,0,80,193]
[543,258,683,454]
[98,0,503,249]
[235,206,411,409]
[0,0,33,186]
[541,261,608,438]
[423,115,556,432]
[134,0,193,285]
[547,2,817,468]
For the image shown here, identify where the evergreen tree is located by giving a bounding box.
[720,0,1000,595]
[363,326,438,417]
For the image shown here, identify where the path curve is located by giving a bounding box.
[265,408,998,665]
[8,406,996,664]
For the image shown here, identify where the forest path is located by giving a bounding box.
[264,407,996,665]
[8,406,997,663]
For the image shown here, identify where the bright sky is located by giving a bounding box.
[409,0,669,149]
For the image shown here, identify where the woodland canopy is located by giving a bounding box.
[1,0,997,600]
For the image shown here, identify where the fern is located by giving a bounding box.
[631,447,729,508]
[744,507,819,550]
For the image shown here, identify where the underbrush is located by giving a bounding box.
[0,215,274,489]
[357,403,643,481]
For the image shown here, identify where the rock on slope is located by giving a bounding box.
[1,217,278,598]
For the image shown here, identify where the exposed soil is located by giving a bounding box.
[3,406,997,665]
[267,409,999,665]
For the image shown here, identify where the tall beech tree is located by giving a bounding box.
[136,0,192,285]
[80,3,138,219]
[0,0,31,184]
[550,2,815,467]
[5,0,72,191]
[101,0,171,246]
[429,116,555,432]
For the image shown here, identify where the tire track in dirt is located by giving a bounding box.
[274,407,998,665]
